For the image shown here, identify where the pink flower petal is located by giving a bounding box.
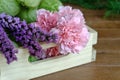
[35,6,90,55]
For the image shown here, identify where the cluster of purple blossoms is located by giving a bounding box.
[0,13,58,64]
[0,25,18,64]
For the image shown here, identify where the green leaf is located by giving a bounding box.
[105,0,120,17]
[104,11,112,18]
[60,0,106,9]
[24,0,41,8]
[39,0,63,11]
[12,41,19,48]
[18,8,37,23]
[0,0,21,16]
[17,0,41,8]
[28,55,38,62]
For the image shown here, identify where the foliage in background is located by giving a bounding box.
[60,0,106,9]
[105,0,120,17]
[39,0,63,12]
[60,0,120,17]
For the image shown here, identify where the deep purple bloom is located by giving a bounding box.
[0,25,18,64]
[0,13,58,62]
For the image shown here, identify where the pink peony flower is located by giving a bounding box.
[36,6,89,55]
[58,6,85,29]
[35,9,58,32]
[53,6,89,54]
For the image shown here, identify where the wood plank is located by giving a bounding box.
[87,26,98,45]
[32,66,120,80]
[95,53,120,66]
[96,29,120,39]
[32,52,120,80]
[1,46,93,80]
[86,21,120,29]
[95,39,120,53]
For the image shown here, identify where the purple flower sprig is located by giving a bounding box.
[30,24,58,43]
[0,14,46,59]
[0,13,58,61]
[11,21,46,59]
[0,13,58,43]
[0,25,18,64]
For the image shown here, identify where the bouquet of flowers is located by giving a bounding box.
[0,0,89,64]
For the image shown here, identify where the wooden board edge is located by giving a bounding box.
[91,48,96,61]
[87,26,98,45]
[1,46,93,80]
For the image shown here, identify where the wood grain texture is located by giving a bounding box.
[32,66,120,80]
[32,4,120,80]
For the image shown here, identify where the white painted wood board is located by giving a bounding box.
[0,27,97,80]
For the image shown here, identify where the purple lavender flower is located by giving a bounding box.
[11,22,46,59]
[0,13,58,60]
[0,25,18,64]
[28,23,58,43]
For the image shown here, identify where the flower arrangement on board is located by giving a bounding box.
[0,0,89,64]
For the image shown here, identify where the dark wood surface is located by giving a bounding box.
[32,4,120,80]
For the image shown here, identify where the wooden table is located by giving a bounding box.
[32,4,120,80]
